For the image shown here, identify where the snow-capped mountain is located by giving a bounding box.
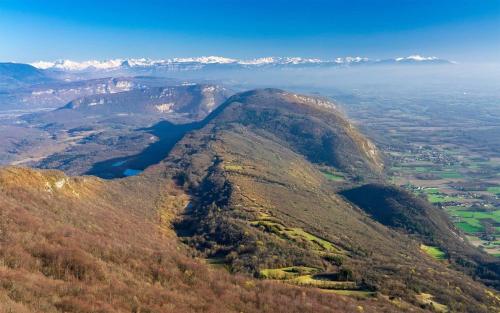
[396,55,439,62]
[32,59,124,71]
[334,56,370,64]
[393,55,456,64]
[30,55,453,72]
[31,56,328,71]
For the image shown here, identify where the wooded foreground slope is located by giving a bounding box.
[0,166,409,313]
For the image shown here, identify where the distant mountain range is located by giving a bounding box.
[0,55,455,92]
[0,74,181,110]
[30,55,454,72]
[56,83,230,120]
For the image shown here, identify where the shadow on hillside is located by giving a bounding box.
[85,120,199,179]
[86,97,232,179]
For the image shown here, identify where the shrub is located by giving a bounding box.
[338,267,354,281]
[31,244,103,281]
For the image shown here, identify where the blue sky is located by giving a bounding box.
[0,0,499,62]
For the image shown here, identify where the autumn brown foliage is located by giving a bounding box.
[0,167,408,313]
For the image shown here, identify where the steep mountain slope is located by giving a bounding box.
[0,166,410,313]
[206,89,383,176]
[341,184,500,288]
[163,89,499,312]
[341,184,460,242]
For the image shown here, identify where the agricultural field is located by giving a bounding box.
[487,186,500,195]
[389,151,500,256]
[336,89,500,257]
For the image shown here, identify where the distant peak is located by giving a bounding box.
[392,54,455,64]
[334,56,369,64]
[29,55,453,71]
[395,54,438,62]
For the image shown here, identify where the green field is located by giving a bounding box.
[445,206,500,256]
[250,219,343,253]
[413,166,430,173]
[427,194,462,203]
[395,163,465,180]
[425,188,440,194]
[420,244,446,260]
[452,210,499,222]
[456,222,483,233]
[487,186,500,195]
[421,188,462,203]
[324,290,376,298]
[437,171,463,179]
[259,267,363,294]
[322,172,344,181]
[290,275,357,289]
[445,206,500,233]
[259,266,318,280]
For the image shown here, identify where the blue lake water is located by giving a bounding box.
[112,160,127,167]
[123,169,143,177]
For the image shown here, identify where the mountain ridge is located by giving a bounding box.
[161,88,498,312]
[204,88,383,175]
[28,54,454,72]
[59,84,230,119]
